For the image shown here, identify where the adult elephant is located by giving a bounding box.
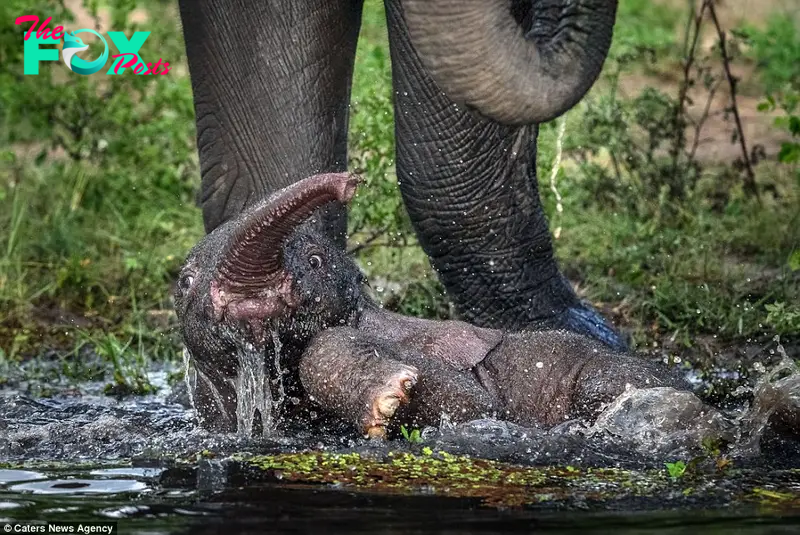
[177,0,624,349]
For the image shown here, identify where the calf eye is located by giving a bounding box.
[179,274,194,292]
[308,254,323,269]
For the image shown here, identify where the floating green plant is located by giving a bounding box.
[240,451,677,508]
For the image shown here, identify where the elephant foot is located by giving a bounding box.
[363,365,418,439]
[562,304,628,352]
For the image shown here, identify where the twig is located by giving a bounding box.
[688,78,722,162]
[347,225,394,254]
[610,153,623,183]
[707,1,760,200]
[671,1,708,174]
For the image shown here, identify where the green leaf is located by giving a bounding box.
[789,116,800,136]
[778,142,800,163]
[123,255,142,272]
[400,425,422,443]
[789,250,800,272]
[665,461,687,479]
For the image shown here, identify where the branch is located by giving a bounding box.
[671,1,708,171]
[707,1,760,200]
[347,225,393,254]
[688,78,722,163]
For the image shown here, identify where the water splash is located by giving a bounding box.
[233,325,291,438]
[585,338,800,459]
[732,338,800,456]
[234,343,273,438]
[587,386,735,457]
[270,328,286,415]
[182,348,197,410]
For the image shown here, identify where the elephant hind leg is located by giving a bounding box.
[481,330,685,427]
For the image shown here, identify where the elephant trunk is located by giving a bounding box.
[215,172,360,297]
[401,0,618,125]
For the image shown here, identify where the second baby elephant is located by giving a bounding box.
[175,172,692,438]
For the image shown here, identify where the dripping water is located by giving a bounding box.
[235,343,273,438]
[233,324,290,438]
[270,327,287,414]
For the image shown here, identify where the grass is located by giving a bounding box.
[610,0,683,62]
[0,0,797,391]
[544,160,799,347]
[0,0,200,389]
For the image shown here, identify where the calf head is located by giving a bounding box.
[174,172,365,432]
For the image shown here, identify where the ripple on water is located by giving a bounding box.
[9,479,148,495]
[99,505,150,519]
[0,470,47,485]
[89,467,165,479]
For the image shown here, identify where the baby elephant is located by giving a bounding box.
[174,172,689,438]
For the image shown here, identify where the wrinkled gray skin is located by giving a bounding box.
[174,174,365,432]
[177,0,626,350]
[175,173,689,437]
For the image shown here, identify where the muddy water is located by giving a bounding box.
[1,344,799,533]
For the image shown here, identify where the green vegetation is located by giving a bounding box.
[0,0,797,390]
[741,13,800,93]
[0,0,199,382]
[399,425,422,444]
[242,450,645,508]
[533,0,800,350]
[744,14,800,177]
[238,450,800,510]
[610,0,682,61]
[665,460,688,480]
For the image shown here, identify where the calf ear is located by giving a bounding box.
[359,308,503,371]
[403,322,503,370]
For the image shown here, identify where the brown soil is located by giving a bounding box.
[613,0,796,165]
[616,69,786,165]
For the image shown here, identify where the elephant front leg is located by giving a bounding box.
[383,0,625,351]
[299,328,419,438]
